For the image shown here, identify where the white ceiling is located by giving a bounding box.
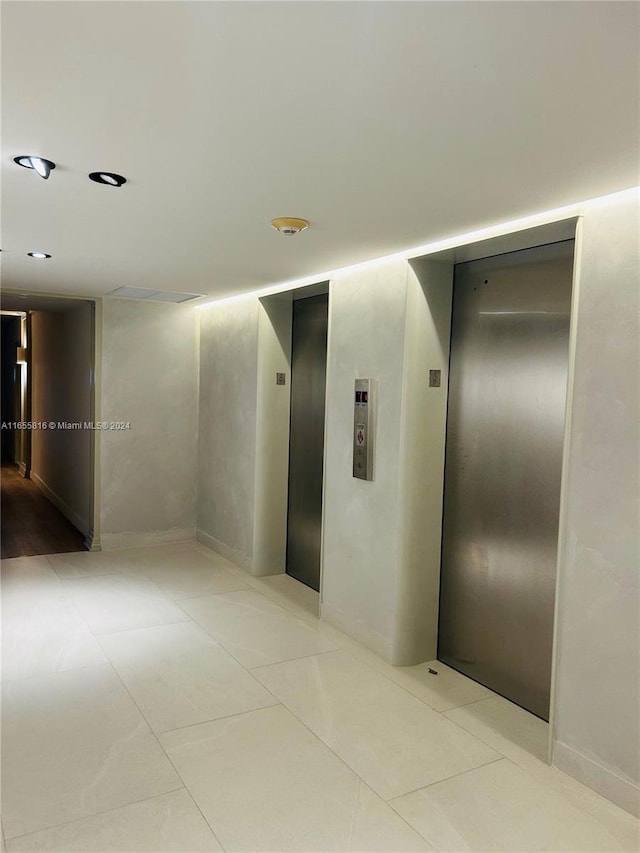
[0,293,90,313]
[2,1,638,302]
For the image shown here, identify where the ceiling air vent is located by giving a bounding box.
[106,287,203,303]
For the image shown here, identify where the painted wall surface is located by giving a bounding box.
[30,304,93,536]
[553,190,640,816]
[252,297,292,575]
[197,298,259,566]
[100,299,197,548]
[320,260,408,659]
[394,259,453,664]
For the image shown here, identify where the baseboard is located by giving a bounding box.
[101,528,195,551]
[84,530,101,551]
[17,461,27,477]
[197,529,251,570]
[320,601,391,661]
[553,740,640,817]
[30,471,90,537]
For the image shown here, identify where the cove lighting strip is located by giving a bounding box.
[195,187,639,310]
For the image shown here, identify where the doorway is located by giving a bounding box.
[0,295,96,558]
[437,241,574,720]
[286,292,329,591]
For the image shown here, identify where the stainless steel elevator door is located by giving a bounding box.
[286,293,328,591]
[438,241,574,720]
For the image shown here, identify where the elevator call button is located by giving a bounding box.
[353,378,375,481]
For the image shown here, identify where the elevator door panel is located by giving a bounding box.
[438,242,573,720]
[286,294,328,591]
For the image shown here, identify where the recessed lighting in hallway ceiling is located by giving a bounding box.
[88,172,127,187]
[27,252,51,259]
[270,217,309,236]
[14,155,56,180]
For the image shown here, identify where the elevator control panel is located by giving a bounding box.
[353,378,376,481]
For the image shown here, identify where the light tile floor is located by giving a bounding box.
[1,542,638,852]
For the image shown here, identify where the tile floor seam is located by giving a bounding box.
[1,787,187,844]
[169,565,491,724]
[440,705,551,770]
[41,554,57,572]
[58,571,171,602]
[168,600,276,678]
[58,568,194,638]
[44,553,122,581]
[202,701,435,851]
[242,581,321,620]
[0,658,111,687]
[154,700,282,737]
[163,584,253,603]
[436,694,498,712]
[252,595,320,621]
[437,709,518,765]
[443,694,498,711]
[2,567,114,683]
[144,572,522,791]
[498,755,640,838]
[91,619,227,650]
[386,755,507,804]
[246,646,345,671]
[294,645,447,715]
[90,615,192,637]
[100,653,228,852]
[173,593,344,670]
[245,668,468,819]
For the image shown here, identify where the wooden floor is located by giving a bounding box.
[1,462,85,559]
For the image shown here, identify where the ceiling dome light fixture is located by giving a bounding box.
[14,156,56,180]
[27,252,51,259]
[270,217,309,236]
[88,171,127,187]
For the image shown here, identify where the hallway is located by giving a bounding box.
[1,541,637,852]
[0,463,84,559]
[0,463,85,559]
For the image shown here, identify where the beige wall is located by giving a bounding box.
[394,259,453,664]
[552,190,639,815]
[197,298,259,566]
[197,296,292,575]
[30,304,93,537]
[321,260,408,658]
[252,296,292,576]
[99,298,197,549]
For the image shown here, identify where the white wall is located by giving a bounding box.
[99,299,197,549]
[252,297,292,575]
[321,260,408,658]
[197,298,259,566]
[552,190,640,816]
[197,296,292,574]
[30,304,93,537]
[394,259,453,664]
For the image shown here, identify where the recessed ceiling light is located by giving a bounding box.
[14,156,56,180]
[88,172,127,187]
[270,217,309,235]
[27,252,51,259]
